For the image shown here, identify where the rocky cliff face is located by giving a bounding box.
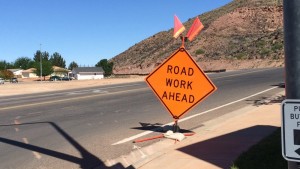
[111,0,284,74]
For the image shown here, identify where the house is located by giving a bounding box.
[8,69,23,78]
[20,66,70,79]
[22,68,38,78]
[51,66,70,77]
[71,67,104,80]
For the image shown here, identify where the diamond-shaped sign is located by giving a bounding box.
[146,47,217,119]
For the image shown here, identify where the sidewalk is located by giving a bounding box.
[109,92,282,169]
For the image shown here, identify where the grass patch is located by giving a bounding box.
[231,128,287,169]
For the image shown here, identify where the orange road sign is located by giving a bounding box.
[146,47,217,119]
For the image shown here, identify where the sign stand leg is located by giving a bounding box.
[172,119,180,133]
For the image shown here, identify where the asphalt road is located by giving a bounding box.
[0,67,284,169]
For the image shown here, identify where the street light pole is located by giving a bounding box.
[40,44,43,81]
[284,0,300,168]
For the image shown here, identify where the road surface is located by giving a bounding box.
[0,67,284,169]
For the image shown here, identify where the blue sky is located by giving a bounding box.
[0,0,232,67]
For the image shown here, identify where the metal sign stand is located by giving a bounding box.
[171,36,188,133]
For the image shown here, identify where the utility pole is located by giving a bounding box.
[40,44,43,81]
[284,0,300,168]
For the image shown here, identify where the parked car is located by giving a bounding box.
[0,78,4,84]
[61,76,73,81]
[49,76,61,81]
[10,78,18,83]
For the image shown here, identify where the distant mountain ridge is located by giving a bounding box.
[111,0,283,74]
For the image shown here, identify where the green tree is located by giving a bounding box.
[68,61,78,70]
[14,57,34,70]
[50,52,66,68]
[0,70,14,79]
[95,59,113,76]
[0,60,7,70]
[34,61,53,80]
[0,60,14,70]
[33,50,49,62]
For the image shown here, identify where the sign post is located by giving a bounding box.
[146,15,216,132]
[146,47,216,120]
[283,0,300,168]
[146,45,216,132]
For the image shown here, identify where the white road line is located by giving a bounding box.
[14,119,20,125]
[22,137,29,144]
[112,86,278,145]
[14,119,20,132]
[32,151,42,159]
[22,138,42,159]
[212,69,270,80]
[177,86,278,123]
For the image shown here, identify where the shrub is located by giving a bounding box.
[0,70,14,79]
[195,49,205,55]
[260,48,271,56]
[271,42,283,51]
[257,40,266,48]
[234,52,247,60]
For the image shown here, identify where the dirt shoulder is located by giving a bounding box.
[0,76,146,97]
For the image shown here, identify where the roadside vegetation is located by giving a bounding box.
[95,59,114,77]
[0,50,114,79]
[231,128,287,169]
[0,69,14,80]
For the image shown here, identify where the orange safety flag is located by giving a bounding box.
[173,15,185,38]
[186,17,204,41]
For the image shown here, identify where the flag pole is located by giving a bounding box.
[180,36,187,48]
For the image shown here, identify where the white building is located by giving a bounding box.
[71,67,104,80]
